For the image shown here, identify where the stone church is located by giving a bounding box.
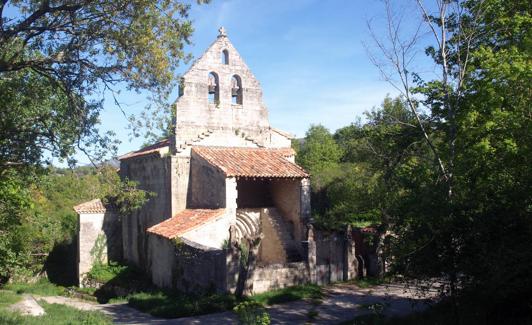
[75,28,360,294]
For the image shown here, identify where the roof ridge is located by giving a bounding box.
[191,146,308,178]
[74,198,107,214]
[147,208,226,240]
[118,138,170,160]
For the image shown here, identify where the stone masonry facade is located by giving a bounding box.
[75,28,364,293]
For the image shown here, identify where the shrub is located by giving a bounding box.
[234,301,270,325]
[87,262,128,284]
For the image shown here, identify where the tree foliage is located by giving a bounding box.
[301,1,530,320]
[0,0,202,283]
[0,165,150,283]
[296,124,343,190]
[363,0,531,321]
[297,97,420,229]
[0,0,207,166]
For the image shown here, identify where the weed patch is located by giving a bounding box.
[87,262,128,284]
[0,290,21,310]
[250,284,323,305]
[127,290,238,318]
[234,301,270,325]
[3,278,65,296]
[0,302,111,325]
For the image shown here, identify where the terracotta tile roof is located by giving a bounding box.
[74,199,107,214]
[147,209,226,239]
[192,146,308,178]
[118,138,170,160]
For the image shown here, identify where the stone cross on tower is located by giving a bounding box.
[218,26,227,37]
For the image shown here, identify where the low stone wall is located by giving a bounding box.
[314,231,346,284]
[174,239,227,293]
[250,262,309,294]
[147,234,226,293]
[146,225,380,295]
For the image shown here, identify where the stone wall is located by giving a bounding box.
[174,33,271,149]
[147,234,227,293]
[181,212,232,249]
[147,233,177,288]
[236,179,273,208]
[188,152,226,209]
[270,179,303,242]
[250,262,309,294]
[120,155,172,269]
[172,155,190,214]
[145,224,368,294]
[314,231,347,284]
[77,211,121,286]
[258,209,287,264]
[225,177,238,224]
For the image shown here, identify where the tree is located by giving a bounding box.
[332,96,427,227]
[0,0,206,282]
[297,124,343,188]
[299,97,423,230]
[0,0,208,166]
[0,164,150,282]
[367,0,532,321]
[295,125,343,227]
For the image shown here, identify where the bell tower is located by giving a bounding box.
[173,27,271,151]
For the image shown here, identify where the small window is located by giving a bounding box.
[231,75,242,105]
[222,49,229,65]
[178,78,185,97]
[208,72,219,104]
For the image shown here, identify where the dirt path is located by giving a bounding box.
[34,283,437,324]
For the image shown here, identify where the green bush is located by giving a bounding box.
[234,301,270,325]
[87,262,128,283]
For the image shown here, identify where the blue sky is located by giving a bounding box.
[75,0,436,164]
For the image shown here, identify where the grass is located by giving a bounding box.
[119,284,324,318]
[0,302,112,325]
[1,268,328,320]
[127,290,238,318]
[0,283,111,325]
[84,262,154,303]
[250,284,323,305]
[350,277,389,289]
[0,290,22,310]
[3,278,65,296]
[87,262,129,283]
[351,221,376,228]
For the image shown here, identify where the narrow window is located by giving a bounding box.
[178,77,185,97]
[208,72,219,104]
[231,75,243,105]
[222,49,229,65]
